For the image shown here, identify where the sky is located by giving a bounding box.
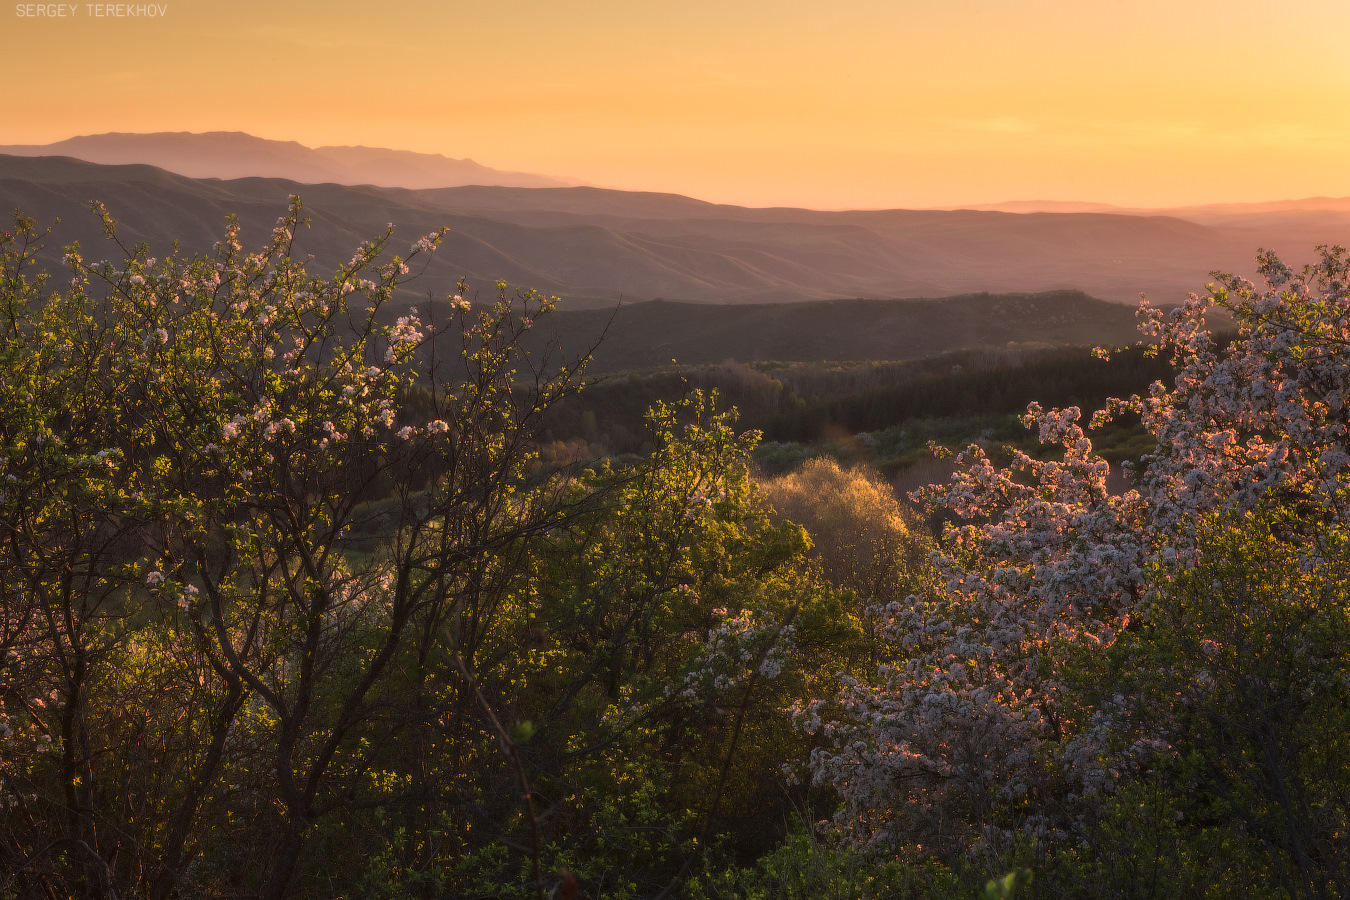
[6,0,1350,209]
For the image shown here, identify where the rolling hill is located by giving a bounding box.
[4,152,1327,310]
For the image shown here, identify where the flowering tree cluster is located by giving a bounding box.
[800,246,1350,890]
[0,199,609,898]
[0,201,854,900]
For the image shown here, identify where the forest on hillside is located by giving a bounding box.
[2,200,1349,900]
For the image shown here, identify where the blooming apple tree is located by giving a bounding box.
[0,198,595,900]
[798,246,1350,867]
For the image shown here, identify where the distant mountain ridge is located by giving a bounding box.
[964,196,1350,224]
[967,200,1126,214]
[3,152,1349,310]
[0,131,579,190]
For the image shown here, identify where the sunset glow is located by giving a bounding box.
[7,0,1350,208]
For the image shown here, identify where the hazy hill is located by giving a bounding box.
[963,197,1350,268]
[1,154,1299,310]
[6,152,1350,311]
[0,132,576,190]
[968,200,1126,214]
[981,196,1350,221]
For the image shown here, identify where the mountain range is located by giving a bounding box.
[3,133,1350,317]
[0,132,578,190]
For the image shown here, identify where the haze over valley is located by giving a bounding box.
[5,133,1350,322]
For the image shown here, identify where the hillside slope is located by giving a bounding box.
[7,155,1344,308]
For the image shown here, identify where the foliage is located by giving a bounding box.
[0,204,850,899]
[685,817,939,900]
[798,246,1350,895]
[9,192,1350,900]
[1064,509,1350,899]
[0,201,594,898]
[761,459,929,598]
[482,392,878,894]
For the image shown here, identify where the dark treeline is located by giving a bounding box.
[757,346,1174,442]
[524,346,1177,465]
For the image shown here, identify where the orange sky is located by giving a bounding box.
[6,0,1350,209]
